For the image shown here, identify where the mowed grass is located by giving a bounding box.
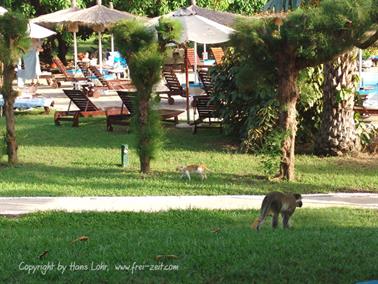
[0,114,377,196]
[0,209,377,283]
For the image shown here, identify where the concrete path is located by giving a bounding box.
[0,193,377,216]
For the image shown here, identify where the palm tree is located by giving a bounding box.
[265,0,373,156]
[0,12,30,164]
[315,50,360,156]
[234,0,377,180]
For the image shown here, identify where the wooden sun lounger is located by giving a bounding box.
[210,47,225,65]
[160,67,186,105]
[198,69,214,96]
[187,48,206,70]
[106,90,184,131]
[106,91,134,131]
[54,89,105,127]
[52,57,88,86]
[354,106,378,116]
[88,65,134,91]
[192,95,222,134]
[77,61,92,79]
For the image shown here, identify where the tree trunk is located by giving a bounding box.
[315,50,359,156]
[277,58,299,181]
[138,95,150,173]
[2,64,18,165]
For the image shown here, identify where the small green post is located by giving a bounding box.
[121,144,128,167]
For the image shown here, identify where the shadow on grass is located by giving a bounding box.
[297,157,378,178]
[0,162,351,196]
[11,115,236,152]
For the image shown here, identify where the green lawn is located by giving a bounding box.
[0,114,377,196]
[0,209,377,283]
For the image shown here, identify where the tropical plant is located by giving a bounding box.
[112,20,180,173]
[211,49,322,154]
[155,17,183,52]
[296,66,323,145]
[231,0,378,180]
[0,11,30,165]
[265,0,378,157]
[211,48,278,144]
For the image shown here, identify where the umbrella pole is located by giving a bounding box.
[194,42,198,84]
[109,2,115,53]
[111,34,114,53]
[185,46,190,124]
[73,32,78,69]
[359,49,363,87]
[98,31,103,73]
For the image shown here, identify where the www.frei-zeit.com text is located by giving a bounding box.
[19,261,179,275]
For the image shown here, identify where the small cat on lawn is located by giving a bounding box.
[176,164,208,181]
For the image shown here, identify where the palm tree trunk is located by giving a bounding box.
[315,50,359,156]
[2,64,18,165]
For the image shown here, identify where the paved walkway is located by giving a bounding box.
[0,193,377,216]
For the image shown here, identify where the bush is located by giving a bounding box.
[112,20,180,173]
[212,49,324,154]
[211,48,278,151]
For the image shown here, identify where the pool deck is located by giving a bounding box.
[33,76,201,122]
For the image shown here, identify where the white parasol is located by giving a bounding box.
[149,4,235,123]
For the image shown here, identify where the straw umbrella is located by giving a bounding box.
[63,0,140,72]
[32,1,81,68]
[149,4,235,123]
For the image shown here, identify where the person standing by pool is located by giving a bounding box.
[22,38,43,85]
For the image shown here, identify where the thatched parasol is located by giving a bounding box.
[32,3,82,68]
[63,0,142,72]
[31,7,81,27]
[63,2,139,32]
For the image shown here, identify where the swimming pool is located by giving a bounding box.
[359,71,378,108]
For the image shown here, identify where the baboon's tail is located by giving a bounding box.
[251,197,272,230]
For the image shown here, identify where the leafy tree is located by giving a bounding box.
[1,0,87,64]
[264,0,376,156]
[92,0,265,17]
[155,17,182,52]
[0,11,30,164]
[112,19,180,173]
[231,0,378,180]
[1,0,265,63]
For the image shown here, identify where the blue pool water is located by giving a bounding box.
[358,72,378,108]
[66,69,115,80]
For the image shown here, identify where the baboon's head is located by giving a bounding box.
[293,193,303,208]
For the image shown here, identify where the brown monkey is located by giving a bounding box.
[252,192,302,230]
[176,164,208,181]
